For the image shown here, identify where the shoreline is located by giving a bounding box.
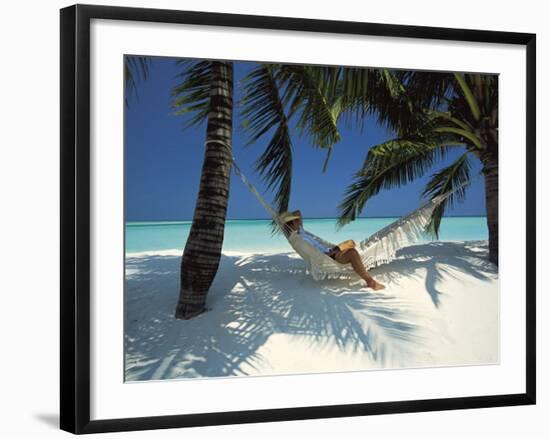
[126,215,488,225]
[125,218,489,254]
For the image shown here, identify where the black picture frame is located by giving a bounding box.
[60,3,536,434]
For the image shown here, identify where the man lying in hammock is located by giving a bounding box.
[280,210,386,291]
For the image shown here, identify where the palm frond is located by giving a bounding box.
[371,69,419,133]
[322,146,334,173]
[382,69,406,98]
[412,110,483,151]
[171,59,215,128]
[428,110,472,132]
[433,126,483,149]
[337,67,370,128]
[447,73,498,152]
[397,70,456,110]
[453,73,481,121]
[422,152,471,238]
[240,64,293,218]
[278,64,342,150]
[336,67,415,134]
[338,138,451,226]
[124,55,150,106]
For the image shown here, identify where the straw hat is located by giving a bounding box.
[279,210,301,224]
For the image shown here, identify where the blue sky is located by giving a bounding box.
[125,57,486,221]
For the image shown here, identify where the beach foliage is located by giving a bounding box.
[124,55,150,107]
[240,65,407,218]
[336,71,499,263]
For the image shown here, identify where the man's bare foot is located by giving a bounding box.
[367,279,386,291]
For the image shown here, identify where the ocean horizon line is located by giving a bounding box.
[126,214,487,224]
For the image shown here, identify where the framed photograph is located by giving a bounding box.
[60,4,536,434]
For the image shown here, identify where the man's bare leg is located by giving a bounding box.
[334,249,385,290]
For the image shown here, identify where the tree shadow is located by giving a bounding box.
[375,240,497,308]
[124,241,496,381]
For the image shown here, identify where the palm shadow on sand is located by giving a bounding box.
[124,241,496,381]
[375,241,497,307]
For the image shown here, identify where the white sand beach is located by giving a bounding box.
[125,240,498,382]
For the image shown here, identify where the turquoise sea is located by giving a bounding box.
[125,217,488,254]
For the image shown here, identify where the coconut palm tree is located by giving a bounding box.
[172,60,234,319]
[337,71,499,265]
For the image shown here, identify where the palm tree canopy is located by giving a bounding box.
[336,70,498,238]
[239,64,404,218]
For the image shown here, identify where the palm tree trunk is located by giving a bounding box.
[175,61,234,319]
[482,156,498,266]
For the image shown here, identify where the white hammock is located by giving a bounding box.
[232,157,464,281]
